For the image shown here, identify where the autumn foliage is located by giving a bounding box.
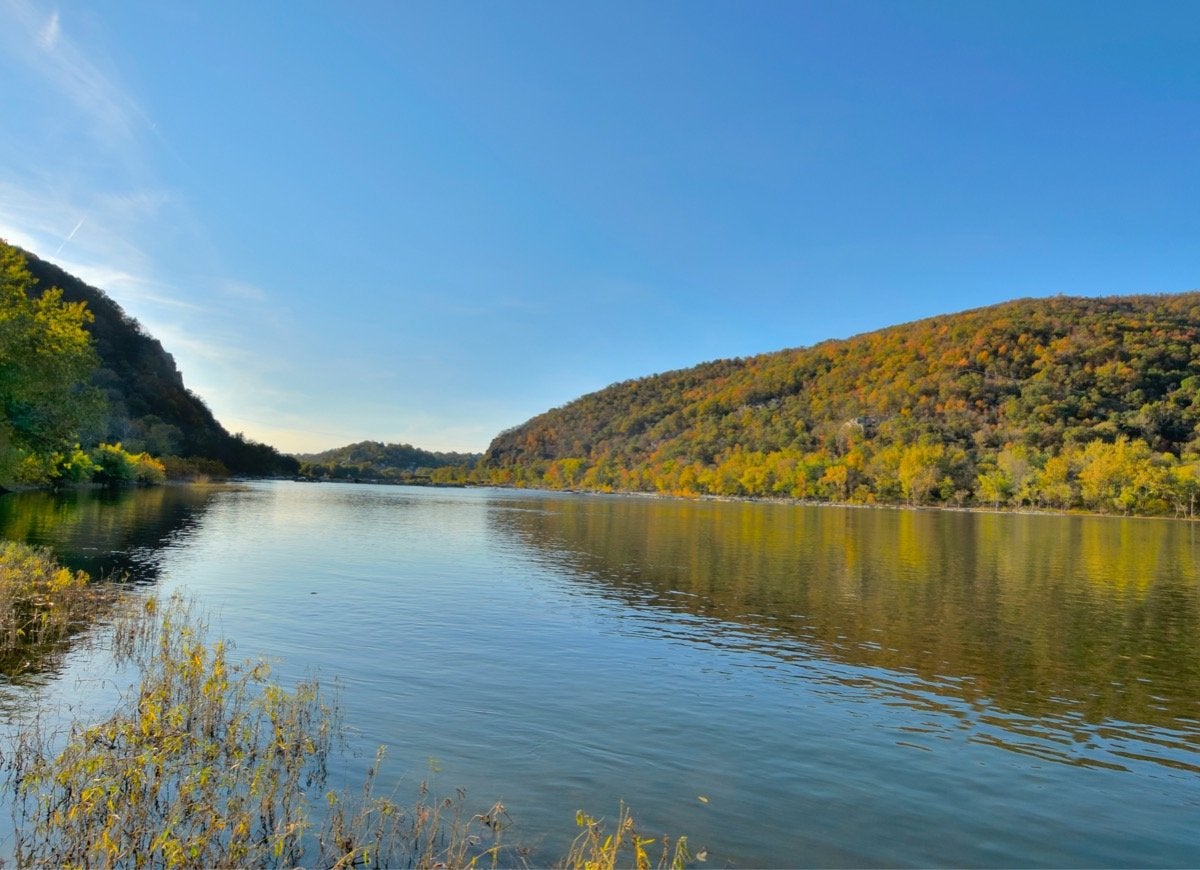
[476,294,1200,515]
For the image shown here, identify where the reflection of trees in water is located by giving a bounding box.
[490,496,1200,733]
[0,486,220,685]
[0,486,221,582]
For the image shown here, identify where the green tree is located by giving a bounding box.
[0,242,101,484]
[1170,459,1200,517]
[896,441,947,505]
[975,466,1012,509]
[1036,449,1078,509]
[996,444,1039,507]
[1077,437,1148,513]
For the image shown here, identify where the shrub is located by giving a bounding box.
[52,444,98,483]
[90,442,166,486]
[0,541,107,666]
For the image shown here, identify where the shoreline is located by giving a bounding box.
[452,480,1200,523]
[283,475,1197,523]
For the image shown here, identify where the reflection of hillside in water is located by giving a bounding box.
[0,486,221,687]
[0,486,222,581]
[490,496,1200,760]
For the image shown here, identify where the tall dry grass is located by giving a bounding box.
[1,545,690,869]
[0,541,114,677]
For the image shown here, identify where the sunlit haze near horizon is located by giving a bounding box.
[1,0,1197,453]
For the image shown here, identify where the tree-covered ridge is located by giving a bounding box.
[11,243,297,478]
[481,293,1200,515]
[295,440,480,482]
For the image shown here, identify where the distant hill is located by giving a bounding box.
[482,293,1200,515]
[295,440,480,481]
[15,244,297,476]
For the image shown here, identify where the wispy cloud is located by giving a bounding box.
[63,264,206,315]
[3,0,152,150]
[150,325,254,370]
[37,9,59,50]
[0,1,164,273]
[0,1,306,451]
[0,3,260,343]
[0,180,172,309]
[220,280,269,303]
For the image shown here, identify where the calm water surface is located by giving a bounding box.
[1,482,1198,867]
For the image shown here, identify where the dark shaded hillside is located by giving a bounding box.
[483,293,1200,514]
[17,246,297,476]
[296,440,479,481]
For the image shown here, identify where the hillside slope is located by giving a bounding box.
[295,440,479,481]
[483,293,1200,514]
[14,243,296,476]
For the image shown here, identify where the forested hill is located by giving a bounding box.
[295,441,479,481]
[482,293,1200,515]
[15,244,297,476]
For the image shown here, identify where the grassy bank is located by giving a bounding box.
[0,543,690,869]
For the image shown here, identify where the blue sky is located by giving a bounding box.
[1,1,1197,453]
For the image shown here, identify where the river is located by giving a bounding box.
[1,481,1197,867]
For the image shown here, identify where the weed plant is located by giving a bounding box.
[1,547,690,869]
[563,805,690,870]
[0,541,113,676]
[9,591,333,867]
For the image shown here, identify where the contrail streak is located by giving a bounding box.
[54,217,85,254]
